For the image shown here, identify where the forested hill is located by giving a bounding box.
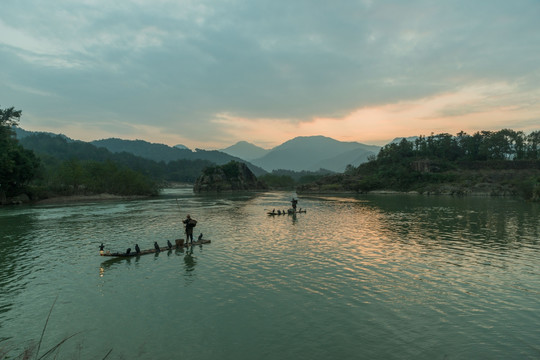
[92,138,193,162]
[298,130,540,201]
[91,138,266,175]
[18,133,215,183]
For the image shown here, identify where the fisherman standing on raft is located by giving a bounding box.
[291,198,298,211]
[183,214,197,245]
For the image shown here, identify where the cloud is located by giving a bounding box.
[213,81,540,147]
[1,0,539,148]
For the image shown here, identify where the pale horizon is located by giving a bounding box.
[2,1,539,150]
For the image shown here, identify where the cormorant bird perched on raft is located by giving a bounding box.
[154,241,160,252]
[126,248,131,255]
[167,240,173,250]
[198,233,203,241]
[135,244,141,254]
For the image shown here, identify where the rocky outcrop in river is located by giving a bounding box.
[193,161,267,192]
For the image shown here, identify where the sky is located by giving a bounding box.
[1,0,539,150]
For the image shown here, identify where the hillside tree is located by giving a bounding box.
[0,106,40,201]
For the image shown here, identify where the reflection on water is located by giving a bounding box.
[98,244,207,279]
[184,246,196,274]
[1,190,539,359]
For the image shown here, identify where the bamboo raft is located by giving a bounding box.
[99,239,211,257]
[267,208,307,216]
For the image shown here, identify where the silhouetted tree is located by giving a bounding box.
[0,106,40,201]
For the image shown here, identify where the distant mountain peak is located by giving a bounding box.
[279,135,354,148]
[251,135,381,172]
[220,141,269,161]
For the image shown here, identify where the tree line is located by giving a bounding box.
[299,129,540,200]
[259,169,334,189]
[19,132,214,184]
[0,106,40,202]
[0,106,208,202]
[376,129,540,164]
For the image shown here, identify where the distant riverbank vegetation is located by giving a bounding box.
[259,169,334,189]
[298,130,540,201]
[1,107,167,203]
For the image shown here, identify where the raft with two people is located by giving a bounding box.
[99,234,211,257]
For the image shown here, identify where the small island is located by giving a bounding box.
[193,161,267,192]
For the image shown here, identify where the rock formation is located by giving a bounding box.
[193,161,267,192]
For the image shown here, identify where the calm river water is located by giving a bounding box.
[1,188,539,359]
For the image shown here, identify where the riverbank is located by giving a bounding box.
[297,168,540,201]
[34,193,151,204]
[299,186,538,199]
[1,193,152,206]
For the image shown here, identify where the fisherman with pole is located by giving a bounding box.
[182,214,197,246]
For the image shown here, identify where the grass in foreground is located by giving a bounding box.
[0,296,113,360]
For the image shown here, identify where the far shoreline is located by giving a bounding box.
[33,193,152,205]
[3,184,535,206]
[296,188,534,199]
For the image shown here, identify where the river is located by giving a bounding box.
[1,188,539,359]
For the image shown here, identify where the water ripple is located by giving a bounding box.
[1,192,539,359]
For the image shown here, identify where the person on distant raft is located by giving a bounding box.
[291,198,298,211]
[183,214,197,245]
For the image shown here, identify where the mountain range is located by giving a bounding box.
[16,128,381,173]
[246,136,380,172]
[88,138,266,176]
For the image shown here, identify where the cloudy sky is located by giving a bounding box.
[1,0,539,149]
